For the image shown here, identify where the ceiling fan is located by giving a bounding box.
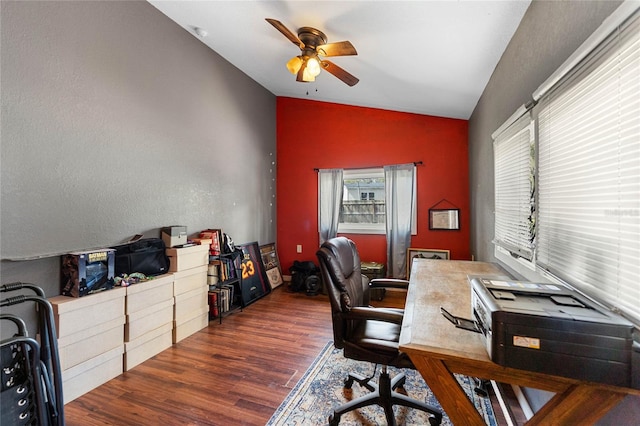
[266,18,359,87]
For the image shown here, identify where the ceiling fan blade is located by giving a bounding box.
[321,60,359,86]
[317,41,357,57]
[266,18,304,49]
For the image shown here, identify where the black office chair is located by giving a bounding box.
[316,237,442,426]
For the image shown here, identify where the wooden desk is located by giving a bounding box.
[399,259,640,425]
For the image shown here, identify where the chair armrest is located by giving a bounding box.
[369,278,409,290]
[346,306,404,325]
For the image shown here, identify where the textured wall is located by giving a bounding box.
[1,1,276,295]
[468,0,622,264]
[276,97,469,273]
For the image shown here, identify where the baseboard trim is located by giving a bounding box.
[511,384,534,420]
[490,380,515,426]
[489,381,530,425]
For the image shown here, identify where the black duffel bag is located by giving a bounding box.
[112,238,170,277]
[289,260,321,295]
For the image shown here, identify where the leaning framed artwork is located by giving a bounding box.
[237,241,271,306]
[406,248,450,278]
[259,242,284,289]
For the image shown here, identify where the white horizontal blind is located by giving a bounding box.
[493,114,535,260]
[537,10,640,322]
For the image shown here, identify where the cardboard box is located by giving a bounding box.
[173,265,207,296]
[173,309,208,343]
[49,287,126,337]
[57,317,124,370]
[61,249,115,297]
[61,345,124,403]
[161,226,187,248]
[166,244,209,272]
[125,273,174,314]
[174,286,208,324]
[125,298,174,342]
[124,322,173,371]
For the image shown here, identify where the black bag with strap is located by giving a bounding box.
[112,238,169,277]
[289,260,321,295]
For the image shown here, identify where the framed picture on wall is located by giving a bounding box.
[406,248,450,278]
[429,208,460,230]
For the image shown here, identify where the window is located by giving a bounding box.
[493,111,536,262]
[337,167,417,235]
[535,8,639,323]
[339,168,386,234]
[493,5,640,323]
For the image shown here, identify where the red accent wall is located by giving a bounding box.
[276,97,469,276]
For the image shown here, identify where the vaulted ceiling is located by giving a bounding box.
[148,1,531,119]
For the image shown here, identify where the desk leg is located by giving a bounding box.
[412,355,485,426]
[526,384,626,425]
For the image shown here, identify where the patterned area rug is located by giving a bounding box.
[267,341,497,426]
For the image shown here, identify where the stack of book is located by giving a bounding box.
[207,263,218,286]
[216,256,238,282]
[199,229,222,256]
[208,283,236,317]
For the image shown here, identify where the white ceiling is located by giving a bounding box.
[148,1,531,120]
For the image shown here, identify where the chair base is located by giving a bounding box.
[329,369,442,426]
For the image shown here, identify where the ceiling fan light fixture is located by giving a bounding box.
[286,56,303,74]
[306,56,321,78]
[301,66,316,82]
[266,18,358,86]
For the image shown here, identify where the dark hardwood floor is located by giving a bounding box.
[64,287,335,425]
[64,286,511,425]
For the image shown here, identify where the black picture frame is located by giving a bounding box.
[237,241,271,305]
[429,208,460,230]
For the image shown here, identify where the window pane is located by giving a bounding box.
[341,170,385,225]
[493,114,535,261]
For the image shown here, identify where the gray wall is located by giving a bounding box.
[468,0,639,422]
[1,1,276,299]
[469,0,622,265]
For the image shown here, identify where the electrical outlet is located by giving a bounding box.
[296,244,302,253]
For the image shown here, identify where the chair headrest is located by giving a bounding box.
[322,237,357,278]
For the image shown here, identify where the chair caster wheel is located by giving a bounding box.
[344,378,354,389]
[329,413,340,426]
[429,415,442,425]
[397,377,406,389]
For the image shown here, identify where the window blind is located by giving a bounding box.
[536,10,640,322]
[493,113,535,260]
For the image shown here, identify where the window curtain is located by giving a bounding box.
[318,168,343,246]
[384,164,415,279]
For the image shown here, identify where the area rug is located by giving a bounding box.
[267,341,497,426]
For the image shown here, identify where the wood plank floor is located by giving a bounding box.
[63,287,509,425]
[64,287,336,425]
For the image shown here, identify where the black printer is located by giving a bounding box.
[469,276,639,389]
